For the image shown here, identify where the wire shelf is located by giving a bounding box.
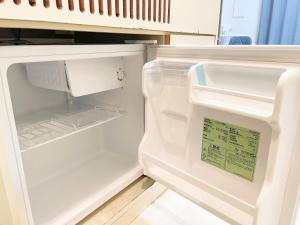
[16,102,125,151]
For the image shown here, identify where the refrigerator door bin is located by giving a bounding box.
[26,57,126,97]
[188,63,286,121]
[192,63,283,98]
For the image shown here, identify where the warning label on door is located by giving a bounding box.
[201,118,260,181]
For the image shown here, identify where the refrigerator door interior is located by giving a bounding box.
[139,46,300,225]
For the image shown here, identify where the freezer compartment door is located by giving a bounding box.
[139,54,300,225]
[26,57,125,97]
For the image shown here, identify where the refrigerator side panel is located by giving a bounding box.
[0,65,34,225]
[0,167,14,225]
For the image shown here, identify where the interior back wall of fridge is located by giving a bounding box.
[6,54,144,225]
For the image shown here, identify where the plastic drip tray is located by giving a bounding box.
[16,102,125,151]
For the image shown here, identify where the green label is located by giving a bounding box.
[201,118,260,181]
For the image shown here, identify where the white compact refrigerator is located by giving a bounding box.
[1,44,300,225]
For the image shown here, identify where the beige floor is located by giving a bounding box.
[78,176,165,225]
[78,176,232,225]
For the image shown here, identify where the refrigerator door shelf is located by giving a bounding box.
[187,62,291,123]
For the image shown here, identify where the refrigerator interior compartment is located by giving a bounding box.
[21,127,142,225]
[26,57,126,97]
[3,45,145,225]
[16,102,126,151]
[28,151,140,225]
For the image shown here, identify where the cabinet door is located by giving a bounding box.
[140,46,300,225]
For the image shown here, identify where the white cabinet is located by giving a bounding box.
[1,45,300,225]
[0,0,221,36]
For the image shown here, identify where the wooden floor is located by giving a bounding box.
[78,176,231,225]
[77,176,167,225]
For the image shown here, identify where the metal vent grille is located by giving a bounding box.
[1,0,171,23]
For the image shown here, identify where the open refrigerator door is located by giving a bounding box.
[139,46,300,225]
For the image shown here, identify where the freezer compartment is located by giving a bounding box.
[140,60,300,225]
[26,57,126,97]
[6,54,144,225]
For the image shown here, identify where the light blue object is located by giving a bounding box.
[229,36,252,45]
[258,0,300,44]
[194,65,206,86]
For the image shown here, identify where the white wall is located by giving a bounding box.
[220,0,262,44]
[170,35,216,45]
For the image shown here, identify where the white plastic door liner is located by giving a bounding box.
[139,47,300,225]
